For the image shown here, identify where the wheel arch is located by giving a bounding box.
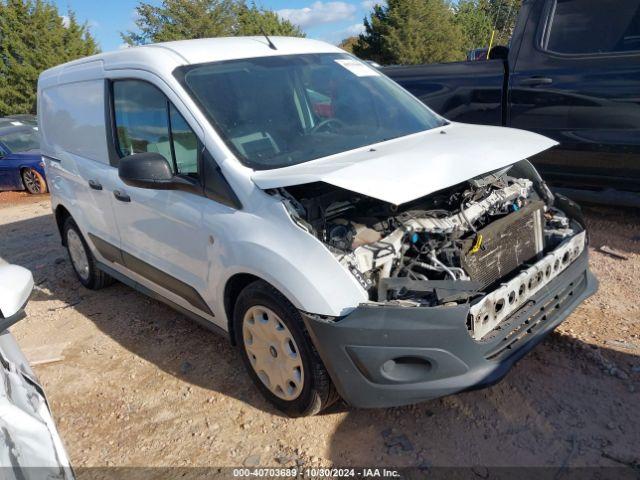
[54,204,72,246]
[223,272,262,346]
[18,166,30,190]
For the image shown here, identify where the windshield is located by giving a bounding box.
[0,128,40,153]
[178,53,446,170]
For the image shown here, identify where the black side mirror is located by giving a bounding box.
[488,45,509,60]
[118,152,200,193]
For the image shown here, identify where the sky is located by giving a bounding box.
[51,0,380,52]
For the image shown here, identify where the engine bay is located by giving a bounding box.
[275,162,586,339]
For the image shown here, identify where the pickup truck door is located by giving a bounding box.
[509,0,640,191]
[106,76,219,322]
[384,60,506,126]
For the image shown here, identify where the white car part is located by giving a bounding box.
[0,343,74,478]
[469,231,586,340]
[252,122,557,205]
[0,265,33,318]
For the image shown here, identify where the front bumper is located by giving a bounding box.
[302,250,598,408]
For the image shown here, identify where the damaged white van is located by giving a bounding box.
[38,37,597,416]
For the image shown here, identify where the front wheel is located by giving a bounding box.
[21,168,47,194]
[234,280,338,416]
[63,217,114,289]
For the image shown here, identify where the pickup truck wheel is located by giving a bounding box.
[63,217,114,290]
[234,280,338,417]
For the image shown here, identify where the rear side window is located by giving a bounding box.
[40,78,108,163]
[543,0,640,54]
[112,80,199,177]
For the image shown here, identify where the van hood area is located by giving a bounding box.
[251,122,558,205]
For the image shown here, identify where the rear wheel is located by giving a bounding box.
[21,168,47,194]
[63,217,113,289]
[234,280,338,417]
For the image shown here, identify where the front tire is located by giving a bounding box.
[63,217,113,289]
[21,168,47,194]
[234,280,338,417]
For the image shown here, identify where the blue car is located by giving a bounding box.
[0,124,47,194]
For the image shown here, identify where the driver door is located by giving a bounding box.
[107,78,216,318]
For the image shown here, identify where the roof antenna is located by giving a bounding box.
[260,27,277,50]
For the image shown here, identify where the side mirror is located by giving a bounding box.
[118,152,201,193]
[488,45,509,60]
[0,265,34,331]
[118,152,174,189]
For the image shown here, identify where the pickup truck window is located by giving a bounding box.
[113,80,199,177]
[177,53,446,170]
[543,0,640,54]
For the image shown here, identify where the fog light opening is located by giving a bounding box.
[381,356,433,383]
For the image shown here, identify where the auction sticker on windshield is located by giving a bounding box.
[335,58,380,77]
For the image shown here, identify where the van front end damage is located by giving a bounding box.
[271,159,598,408]
[302,249,597,408]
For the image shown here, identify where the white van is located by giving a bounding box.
[38,37,597,416]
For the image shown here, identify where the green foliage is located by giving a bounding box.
[122,0,304,46]
[0,0,99,116]
[484,0,521,46]
[353,0,466,65]
[235,2,304,36]
[354,0,521,65]
[454,0,493,54]
[338,36,359,54]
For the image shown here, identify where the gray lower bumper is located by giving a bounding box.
[302,251,598,408]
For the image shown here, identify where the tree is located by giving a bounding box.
[235,3,304,36]
[453,0,521,55]
[353,0,466,65]
[484,0,521,46]
[122,0,304,46]
[454,0,493,53]
[0,0,99,116]
[338,36,359,53]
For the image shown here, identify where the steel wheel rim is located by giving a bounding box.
[67,229,90,281]
[242,306,304,401]
[23,169,40,193]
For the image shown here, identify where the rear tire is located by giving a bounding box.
[21,168,47,194]
[234,280,338,417]
[63,217,114,289]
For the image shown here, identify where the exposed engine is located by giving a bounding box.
[276,163,585,339]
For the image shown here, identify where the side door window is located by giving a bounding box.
[112,80,199,178]
[542,0,640,55]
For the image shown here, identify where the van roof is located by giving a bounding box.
[40,37,344,81]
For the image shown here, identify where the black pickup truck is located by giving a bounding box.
[384,0,640,206]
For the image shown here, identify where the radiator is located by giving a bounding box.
[460,200,545,289]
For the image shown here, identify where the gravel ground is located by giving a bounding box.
[1,191,639,471]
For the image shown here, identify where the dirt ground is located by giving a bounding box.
[1,190,639,471]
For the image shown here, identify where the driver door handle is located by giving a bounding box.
[113,189,131,203]
[520,76,553,86]
[88,179,102,190]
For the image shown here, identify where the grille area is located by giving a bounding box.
[482,272,587,361]
[461,200,544,289]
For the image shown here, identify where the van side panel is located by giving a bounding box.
[39,72,122,265]
[40,77,109,164]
